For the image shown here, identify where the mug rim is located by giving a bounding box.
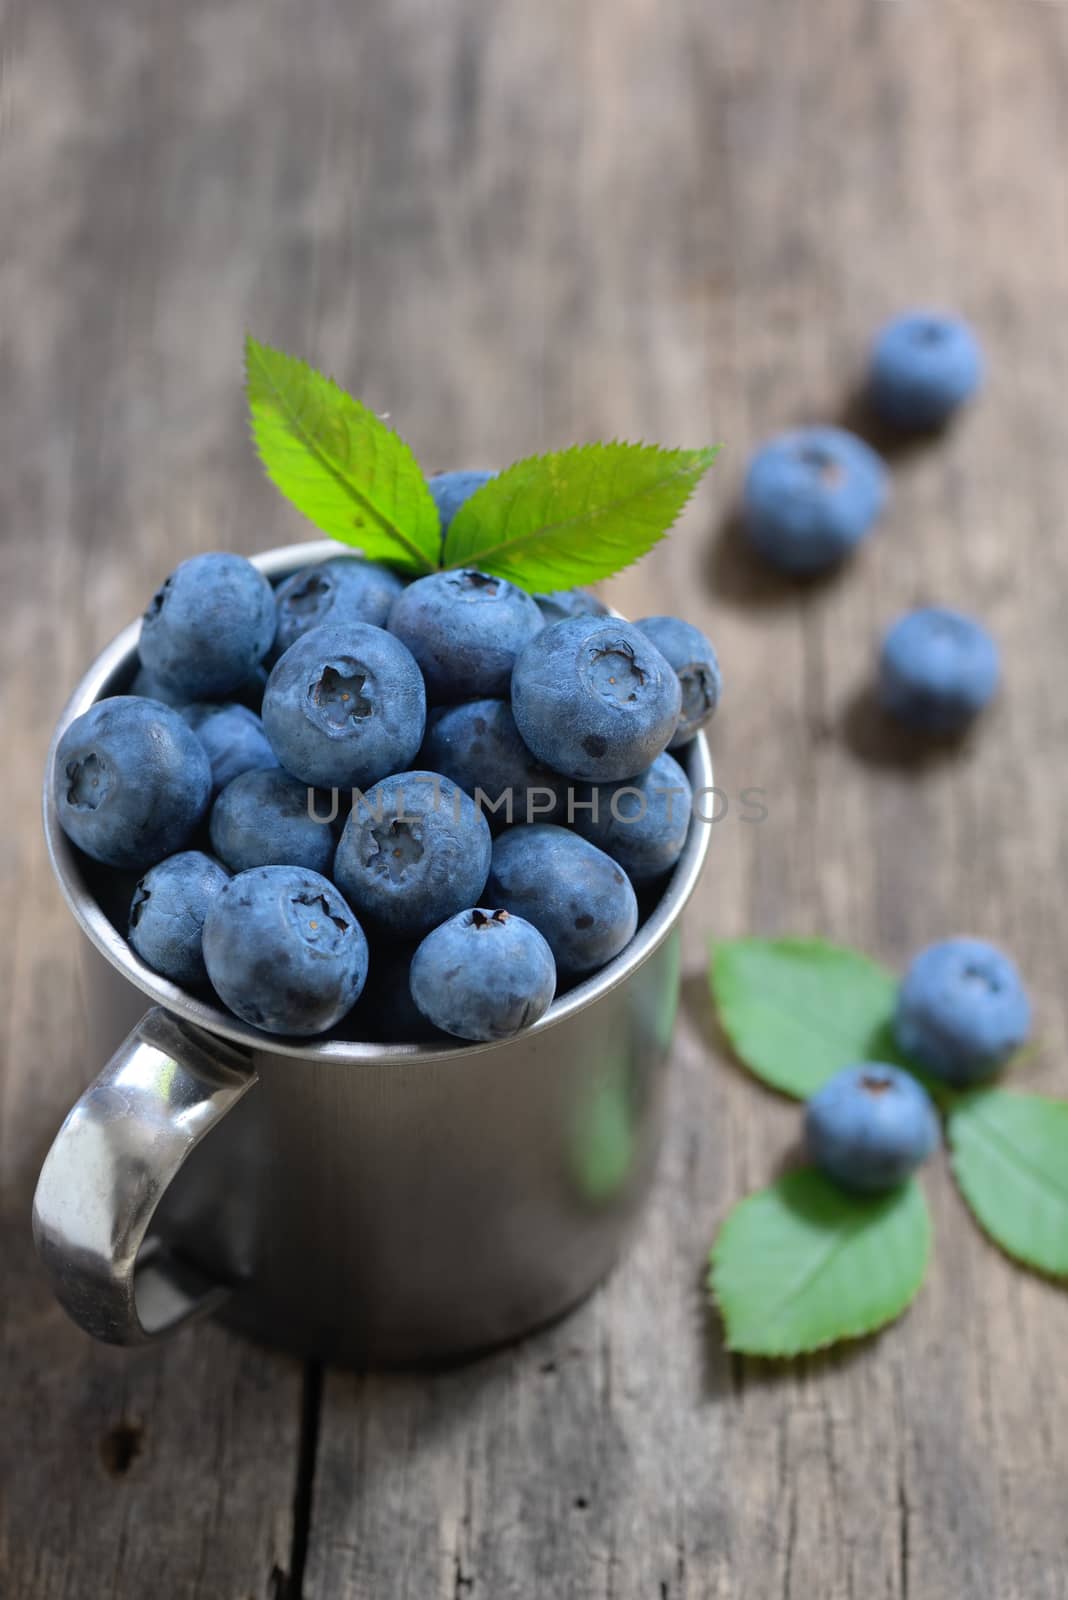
[43,540,714,1064]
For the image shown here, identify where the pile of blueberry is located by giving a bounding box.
[53,496,721,1043]
[742,309,1000,736]
[805,937,1031,1193]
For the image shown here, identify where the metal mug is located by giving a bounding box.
[33,542,713,1367]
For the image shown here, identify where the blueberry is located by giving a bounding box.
[869,310,984,430]
[419,699,564,831]
[743,427,889,574]
[54,696,212,870]
[333,770,492,939]
[428,470,495,534]
[409,908,556,1042]
[487,824,638,976]
[388,568,544,702]
[894,937,1031,1086]
[878,607,999,734]
[180,702,279,792]
[209,767,336,876]
[139,552,276,699]
[128,850,230,986]
[635,616,722,748]
[511,615,682,783]
[570,752,692,886]
[804,1063,940,1193]
[272,556,404,660]
[262,621,426,788]
[202,865,368,1036]
[534,588,610,626]
[129,665,186,707]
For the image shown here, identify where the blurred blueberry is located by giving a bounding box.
[743,426,889,573]
[869,310,984,429]
[805,1063,940,1193]
[879,607,999,733]
[895,937,1031,1085]
[428,470,495,534]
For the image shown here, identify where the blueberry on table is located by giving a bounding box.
[419,699,564,831]
[487,823,639,977]
[262,621,426,789]
[333,770,492,939]
[179,702,279,792]
[534,588,610,626]
[272,556,404,660]
[427,469,495,534]
[138,552,276,699]
[128,850,230,987]
[53,696,212,871]
[804,1063,940,1194]
[742,426,889,574]
[569,751,693,886]
[869,310,984,430]
[635,616,722,748]
[510,614,682,783]
[409,908,556,1042]
[878,607,999,734]
[894,937,1031,1086]
[209,767,337,876]
[388,568,544,702]
[202,866,368,1036]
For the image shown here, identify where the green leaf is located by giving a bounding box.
[245,335,439,575]
[441,442,719,591]
[709,1169,931,1357]
[709,937,926,1100]
[949,1090,1068,1277]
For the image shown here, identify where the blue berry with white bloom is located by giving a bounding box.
[635,616,722,748]
[487,824,638,976]
[805,1063,940,1193]
[128,851,230,986]
[743,427,889,574]
[209,767,337,876]
[272,556,404,659]
[388,568,544,702]
[180,702,279,792]
[511,615,681,783]
[869,310,984,430]
[570,751,692,885]
[409,908,556,1042]
[895,937,1031,1086]
[54,696,212,870]
[879,607,999,733]
[333,770,492,939]
[202,866,368,1036]
[138,552,276,699]
[419,699,564,830]
[262,621,426,788]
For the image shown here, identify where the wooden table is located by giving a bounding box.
[3,2,1067,1595]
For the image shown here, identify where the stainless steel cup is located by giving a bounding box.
[33,542,712,1366]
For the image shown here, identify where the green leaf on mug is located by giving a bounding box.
[709,937,922,1100]
[709,1168,931,1357]
[245,335,440,575]
[948,1089,1068,1278]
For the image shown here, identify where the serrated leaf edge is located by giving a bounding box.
[244,335,438,575]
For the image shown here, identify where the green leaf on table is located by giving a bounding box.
[245,335,440,575]
[709,1168,931,1357]
[948,1090,1068,1277]
[441,441,719,591]
[709,937,926,1100]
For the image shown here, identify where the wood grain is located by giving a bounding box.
[2,0,1068,1596]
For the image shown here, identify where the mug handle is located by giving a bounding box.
[32,1007,257,1346]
